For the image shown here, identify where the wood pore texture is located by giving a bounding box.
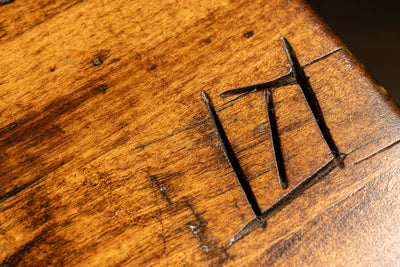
[1,0,400,266]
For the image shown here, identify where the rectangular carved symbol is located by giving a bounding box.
[200,38,345,247]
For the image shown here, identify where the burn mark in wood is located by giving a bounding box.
[243,31,254,38]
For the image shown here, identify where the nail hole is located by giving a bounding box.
[148,64,158,70]
[97,85,107,93]
[243,31,254,38]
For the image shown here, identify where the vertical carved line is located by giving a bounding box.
[264,89,288,189]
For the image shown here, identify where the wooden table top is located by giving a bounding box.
[1,0,400,265]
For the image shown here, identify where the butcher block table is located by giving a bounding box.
[1,0,400,265]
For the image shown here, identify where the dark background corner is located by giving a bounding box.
[307,0,400,104]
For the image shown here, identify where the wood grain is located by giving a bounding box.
[1,0,400,265]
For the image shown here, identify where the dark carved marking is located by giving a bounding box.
[129,48,342,153]
[220,73,296,97]
[264,89,287,189]
[280,37,342,160]
[226,154,345,247]
[219,46,344,97]
[243,31,254,38]
[201,91,262,218]
[220,38,344,188]
[0,0,14,6]
[198,39,349,247]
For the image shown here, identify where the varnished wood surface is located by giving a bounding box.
[1,0,400,265]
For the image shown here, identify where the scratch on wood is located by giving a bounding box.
[20,0,84,35]
[353,139,400,165]
[150,175,171,203]
[186,202,213,253]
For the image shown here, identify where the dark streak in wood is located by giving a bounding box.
[1,240,34,267]
[150,175,171,203]
[0,176,44,204]
[19,0,84,35]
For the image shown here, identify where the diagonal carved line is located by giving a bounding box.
[201,91,262,218]
[280,37,342,160]
[226,154,346,247]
